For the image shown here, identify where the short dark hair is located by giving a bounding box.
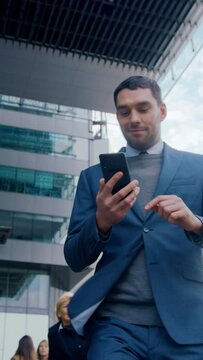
[113,75,162,107]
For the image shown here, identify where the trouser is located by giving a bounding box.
[87,317,203,359]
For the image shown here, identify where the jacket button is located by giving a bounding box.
[143,227,150,233]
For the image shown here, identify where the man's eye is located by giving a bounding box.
[119,110,130,117]
[138,107,149,113]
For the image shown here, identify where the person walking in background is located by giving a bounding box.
[37,339,49,360]
[64,75,203,359]
[48,291,89,360]
[11,334,37,360]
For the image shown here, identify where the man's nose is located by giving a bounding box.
[129,110,141,123]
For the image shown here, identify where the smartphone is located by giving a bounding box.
[99,153,131,194]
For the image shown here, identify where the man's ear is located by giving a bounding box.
[160,102,167,121]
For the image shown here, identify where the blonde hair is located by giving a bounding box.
[56,291,74,320]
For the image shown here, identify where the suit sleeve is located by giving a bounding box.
[64,169,110,272]
[186,215,203,247]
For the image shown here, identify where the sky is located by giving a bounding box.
[107,34,203,155]
[161,46,203,154]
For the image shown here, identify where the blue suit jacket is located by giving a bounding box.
[64,144,203,345]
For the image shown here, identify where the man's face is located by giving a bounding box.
[116,88,167,151]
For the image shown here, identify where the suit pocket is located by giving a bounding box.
[182,264,203,283]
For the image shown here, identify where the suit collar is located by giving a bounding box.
[126,141,164,156]
[119,141,164,156]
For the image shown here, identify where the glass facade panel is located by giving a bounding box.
[0,267,49,360]
[0,83,108,360]
[0,268,49,311]
[0,124,89,160]
[0,210,68,244]
[0,94,90,123]
[160,18,203,98]
[0,165,78,200]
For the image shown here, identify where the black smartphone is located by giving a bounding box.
[99,153,131,194]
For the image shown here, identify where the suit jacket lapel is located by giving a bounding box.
[130,144,183,221]
[154,144,182,195]
[145,144,183,221]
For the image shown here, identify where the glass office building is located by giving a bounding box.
[0,95,109,360]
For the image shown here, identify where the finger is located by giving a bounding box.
[145,195,180,211]
[144,196,163,210]
[98,178,106,193]
[108,188,139,221]
[103,171,124,193]
[123,187,140,207]
[113,180,139,201]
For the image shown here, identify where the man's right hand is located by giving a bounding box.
[96,171,140,234]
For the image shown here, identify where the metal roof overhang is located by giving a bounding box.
[0,0,202,77]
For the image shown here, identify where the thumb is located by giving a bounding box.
[98,178,105,192]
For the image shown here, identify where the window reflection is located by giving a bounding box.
[0,210,69,244]
[0,268,49,360]
[0,268,49,311]
[0,166,78,200]
[0,94,90,121]
[0,124,88,160]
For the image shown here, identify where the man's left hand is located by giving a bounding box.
[145,195,203,234]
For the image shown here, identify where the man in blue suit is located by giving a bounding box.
[64,76,203,359]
